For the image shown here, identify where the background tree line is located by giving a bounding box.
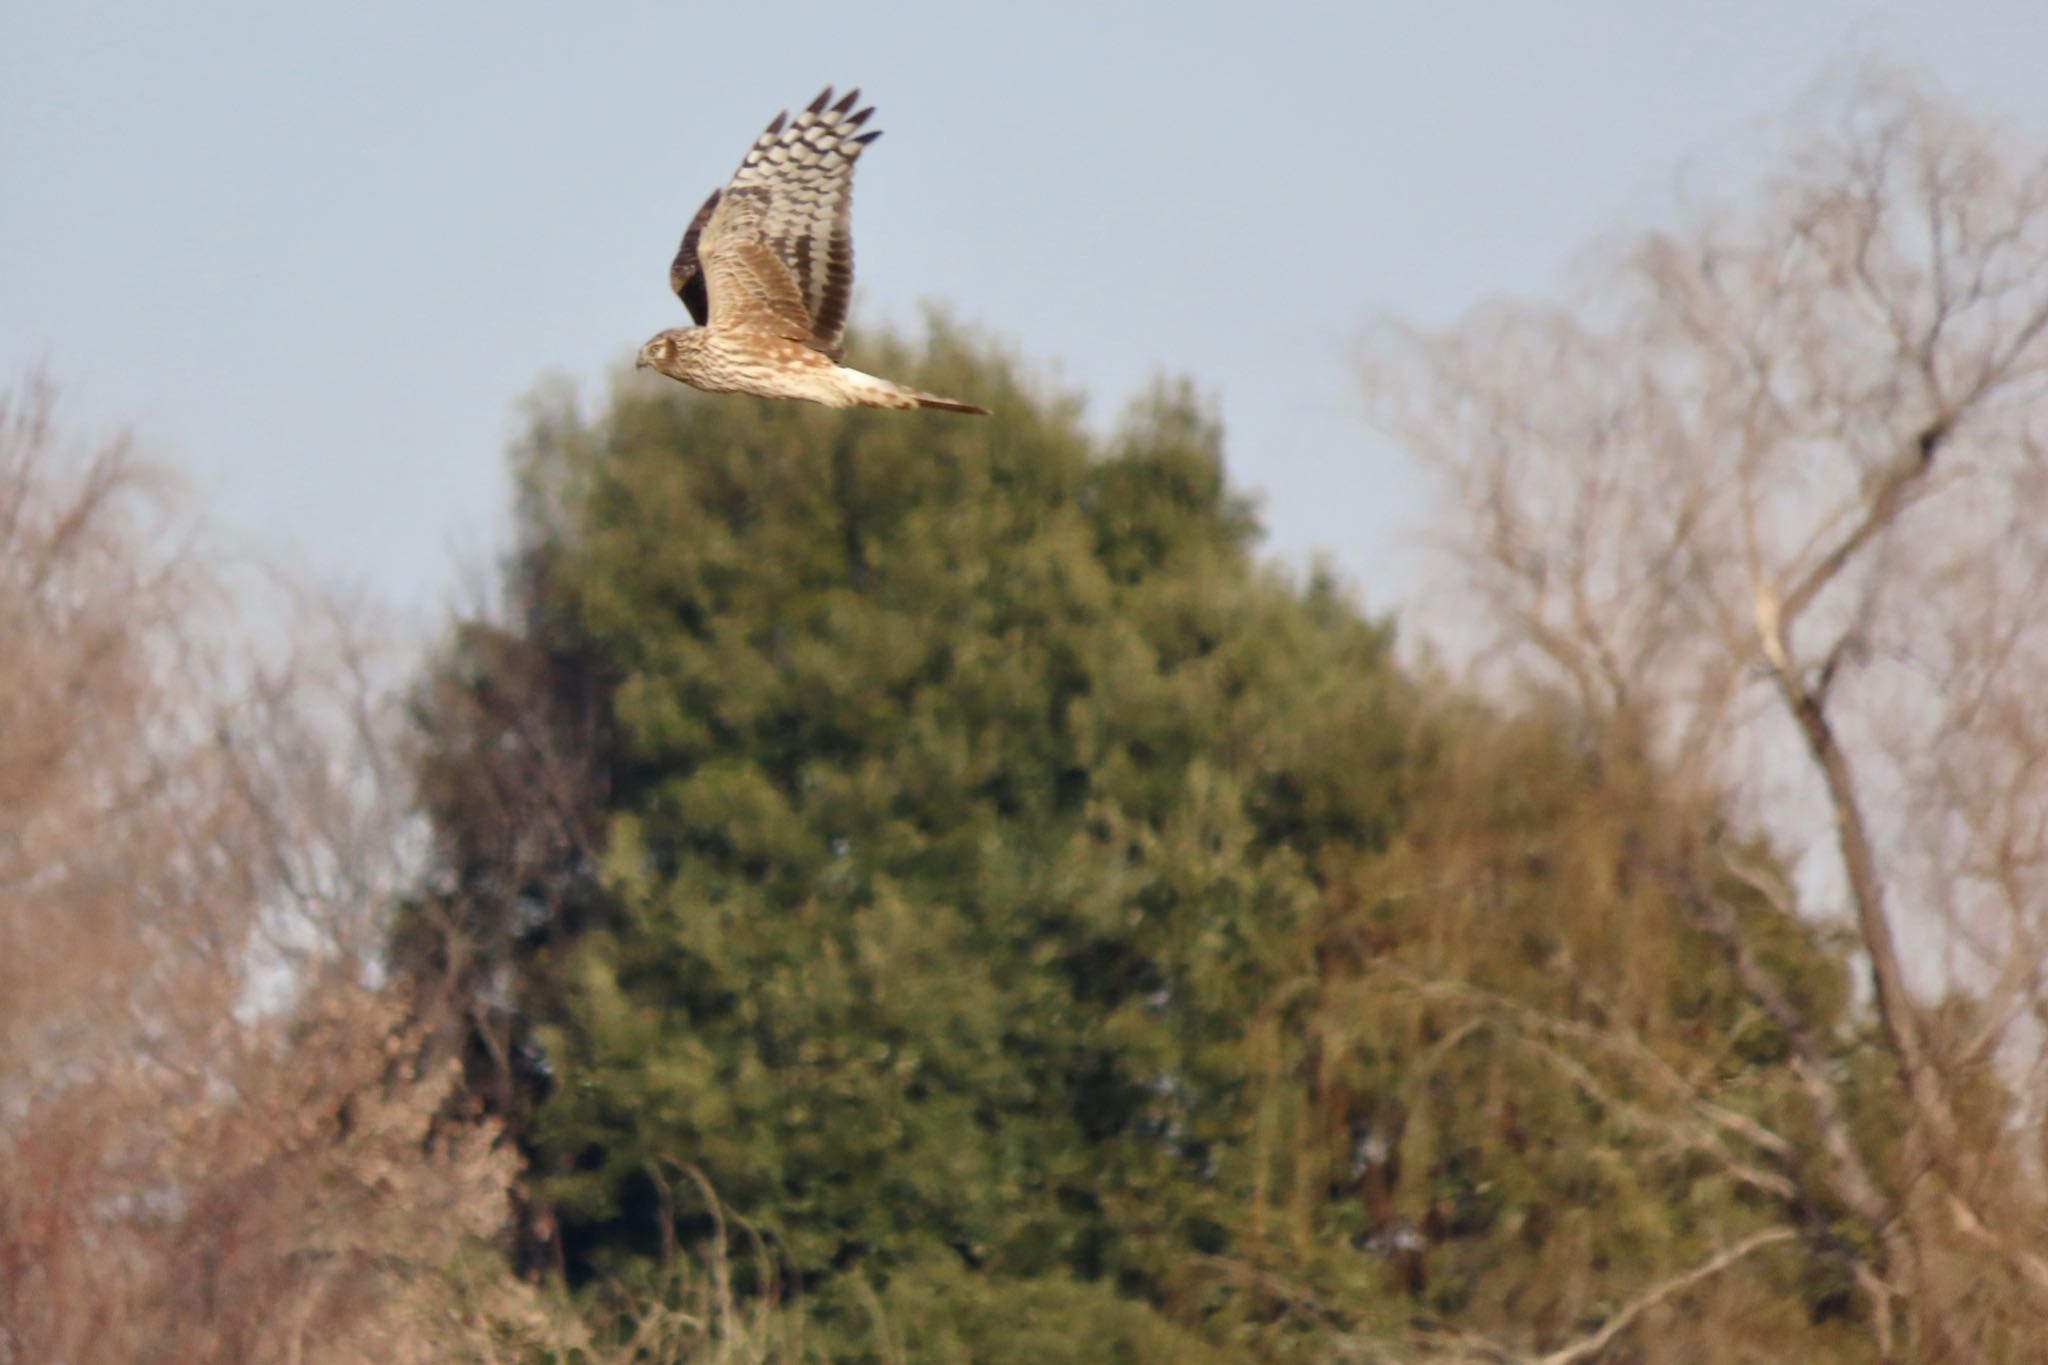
[5,69,2046,1362]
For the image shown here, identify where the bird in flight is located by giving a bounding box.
[637,87,989,415]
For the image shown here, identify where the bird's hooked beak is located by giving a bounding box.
[635,346,653,370]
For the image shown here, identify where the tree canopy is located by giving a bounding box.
[406,325,1887,1360]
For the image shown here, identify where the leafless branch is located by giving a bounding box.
[1533,1228,1798,1365]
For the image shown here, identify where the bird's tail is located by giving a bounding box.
[907,391,992,416]
[838,366,991,416]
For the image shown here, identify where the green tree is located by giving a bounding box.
[412,326,1412,1331]
[410,325,1888,1360]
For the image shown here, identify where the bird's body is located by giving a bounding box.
[649,326,986,412]
[637,88,988,416]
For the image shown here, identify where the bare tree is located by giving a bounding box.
[0,378,533,1363]
[1367,70,2048,1359]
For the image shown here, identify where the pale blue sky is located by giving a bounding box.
[6,2,2047,617]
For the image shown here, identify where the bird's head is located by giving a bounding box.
[636,331,685,371]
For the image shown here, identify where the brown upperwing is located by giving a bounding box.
[668,188,722,327]
[700,89,879,360]
[702,229,819,345]
[671,90,881,357]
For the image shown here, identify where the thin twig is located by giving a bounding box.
[1534,1228,1797,1365]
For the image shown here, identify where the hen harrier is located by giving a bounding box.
[637,87,989,415]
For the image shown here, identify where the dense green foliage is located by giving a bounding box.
[407,326,1889,1360]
